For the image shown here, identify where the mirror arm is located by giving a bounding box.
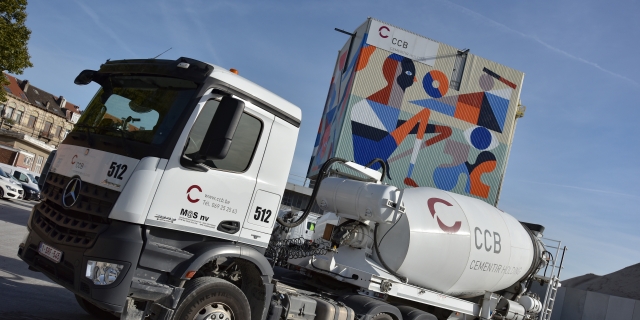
[179,156,208,172]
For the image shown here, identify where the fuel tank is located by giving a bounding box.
[316,178,543,298]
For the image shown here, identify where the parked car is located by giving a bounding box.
[20,183,40,201]
[0,167,23,200]
[0,164,40,192]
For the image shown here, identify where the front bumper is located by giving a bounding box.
[18,219,143,313]
[3,188,22,200]
[24,192,40,201]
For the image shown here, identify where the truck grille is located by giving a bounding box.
[33,173,120,248]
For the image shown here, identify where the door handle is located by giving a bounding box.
[217,221,240,234]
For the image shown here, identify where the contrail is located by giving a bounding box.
[75,1,137,57]
[518,180,640,199]
[438,0,640,87]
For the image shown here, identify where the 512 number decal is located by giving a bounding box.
[253,206,272,223]
[107,162,128,180]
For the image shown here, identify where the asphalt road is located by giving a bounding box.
[0,199,94,320]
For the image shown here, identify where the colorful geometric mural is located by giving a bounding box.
[308,18,524,205]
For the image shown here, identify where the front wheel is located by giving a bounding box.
[174,277,251,320]
[0,188,5,199]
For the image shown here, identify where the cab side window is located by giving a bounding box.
[185,99,262,172]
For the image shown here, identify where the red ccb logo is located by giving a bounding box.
[427,198,462,233]
[379,26,390,38]
[186,185,202,203]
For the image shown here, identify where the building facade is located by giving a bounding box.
[307,18,526,205]
[0,73,80,173]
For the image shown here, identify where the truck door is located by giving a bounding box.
[146,93,274,242]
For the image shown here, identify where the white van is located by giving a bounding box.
[0,164,40,191]
[0,167,23,200]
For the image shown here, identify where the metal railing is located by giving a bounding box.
[38,130,53,139]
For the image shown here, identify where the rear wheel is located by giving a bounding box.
[74,294,119,320]
[371,314,394,320]
[174,277,251,320]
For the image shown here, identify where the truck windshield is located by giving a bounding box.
[75,75,198,145]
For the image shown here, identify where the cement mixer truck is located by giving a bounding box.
[17,19,563,320]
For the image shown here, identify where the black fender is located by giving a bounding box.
[338,294,403,320]
[173,242,273,279]
[173,242,274,320]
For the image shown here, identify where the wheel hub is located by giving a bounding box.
[194,302,233,320]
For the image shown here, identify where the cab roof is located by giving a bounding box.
[208,64,302,127]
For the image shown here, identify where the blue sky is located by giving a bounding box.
[18,0,639,280]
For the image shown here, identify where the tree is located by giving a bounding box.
[0,0,32,103]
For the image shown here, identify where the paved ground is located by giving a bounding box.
[0,199,94,319]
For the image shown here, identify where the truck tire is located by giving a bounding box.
[174,277,251,320]
[372,313,394,320]
[74,294,119,320]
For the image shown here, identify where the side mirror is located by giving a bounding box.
[194,96,245,162]
[74,70,97,85]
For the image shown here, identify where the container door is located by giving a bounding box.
[146,95,274,242]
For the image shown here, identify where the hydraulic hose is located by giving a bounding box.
[374,223,407,283]
[276,157,347,228]
[364,158,387,182]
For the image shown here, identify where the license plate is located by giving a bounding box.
[38,242,62,263]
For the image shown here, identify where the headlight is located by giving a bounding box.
[86,260,124,285]
[6,185,16,192]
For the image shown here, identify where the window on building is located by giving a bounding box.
[184,99,263,172]
[34,155,44,173]
[27,115,37,128]
[5,107,14,119]
[450,50,469,91]
[43,121,52,134]
[14,110,23,124]
[54,125,62,137]
[3,86,10,94]
[0,104,4,115]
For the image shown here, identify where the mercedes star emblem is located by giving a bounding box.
[62,177,82,208]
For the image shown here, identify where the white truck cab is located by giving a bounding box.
[18,57,300,320]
